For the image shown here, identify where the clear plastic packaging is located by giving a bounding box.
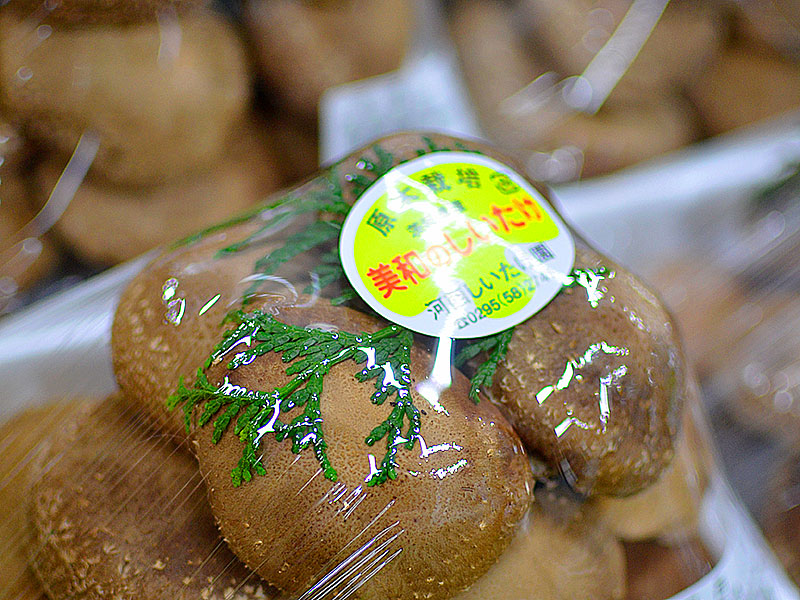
[2,131,797,600]
[445,0,800,183]
[0,0,415,313]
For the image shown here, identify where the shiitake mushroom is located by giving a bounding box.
[35,118,283,267]
[243,0,413,119]
[29,394,278,600]
[623,538,714,600]
[490,241,685,496]
[590,384,712,541]
[0,399,99,600]
[112,206,322,441]
[193,303,534,600]
[112,132,487,440]
[0,12,250,187]
[452,504,626,600]
[111,132,690,599]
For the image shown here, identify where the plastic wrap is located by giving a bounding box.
[0,0,415,313]
[444,0,800,183]
[2,131,798,600]
[2,0,800,597]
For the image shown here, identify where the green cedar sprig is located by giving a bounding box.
[562,266,613,308]
[168,141,613,488]
[345,144,395,197]
[454,266,613,399]
[167,310,420,487]
[454,328,515,402]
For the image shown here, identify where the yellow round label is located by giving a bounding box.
[340,152,574,338]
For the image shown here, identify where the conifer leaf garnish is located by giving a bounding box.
[455,328,515,402]
[167,310,420,487]
[345,144,395,197]
[167,140,607,489]
[414,136,479,156]
[453,267,613,399]
[563,266,613,308]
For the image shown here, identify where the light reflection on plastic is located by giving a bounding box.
[360,346,378,369]
[598,364,627,427]
[36,24,52,40]
[568,268,611,307]
[232,352,257,366]
[380,171,574,333]
[217,375,252,398]
[16,66,33,83]
[365,454,381,483]
[554,412,591,438]
[554,418,573,438]
[161,277,186,326]
[219,331,256,358]
[380,363,402,389]
[232,273,302,309]
[299,432,317,447]
[415,337,453,415]
[384,172,467,337]
[198,293,221,316]
[417,435,463,459]
[560,458,578,488]
[430,459,468,480]
[156,9,182,66]
[315,481,347,509]
[359,346,407,399]
[339,486,367,521]
[162,280,177,302]
[254,394,282,445]
[536,340,629,405]
[297,518,403,600]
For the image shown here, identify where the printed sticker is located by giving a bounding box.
[340,152,575,338]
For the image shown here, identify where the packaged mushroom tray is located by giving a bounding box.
[1,132,797,600]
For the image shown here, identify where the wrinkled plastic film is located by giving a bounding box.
[3,132,798,600]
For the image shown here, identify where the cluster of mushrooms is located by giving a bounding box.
[6,133,711,600]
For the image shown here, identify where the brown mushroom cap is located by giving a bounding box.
[0,12,250,187]
[243,0,413,118]
[687,45,800,137]
[763,452,800,586]
[194,303,533,600]
[112,205,321,442]
[591,382,713,541]
[491,240,685,496]
[452,504,626,600]
[0,399,99,600]
[29,394,278,600]
[35,117,282,266]
[2,0,209,26]
[623,538,714,600]
[111,131,525,443]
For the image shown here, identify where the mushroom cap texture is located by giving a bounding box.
[195,303,534,600]
[0,399,99,600]
[0,12,250,186]
[491,241,685,496]
[453,504,626,600]
[112,209,315,442]
[29,394,278,600]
